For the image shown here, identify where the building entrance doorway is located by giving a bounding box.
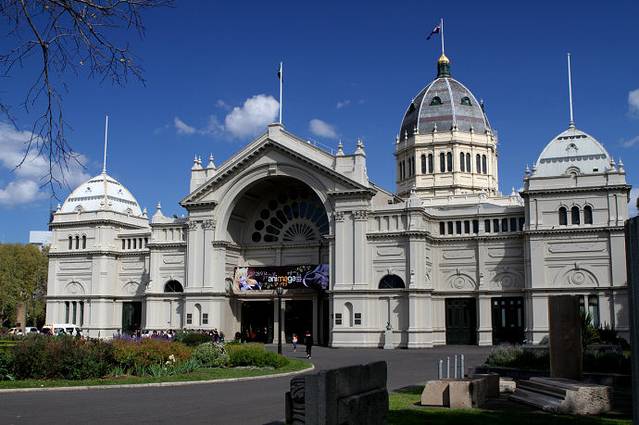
[241,301,273,343]
[491,297,525,344]
[122,302,142,335]
[284,300,313,343]
[445,298,477,345]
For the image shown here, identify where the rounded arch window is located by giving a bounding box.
[584,205,593,224]
[250,186,329,243]
[559,207,568,226]
[430,96,442,106]
[164,280,184,293]
[379,274,405,289]
[461,96,472,106]
[571,206,580,225]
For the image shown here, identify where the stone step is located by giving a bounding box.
[517,380,567,399]
[529,377,583,392]
[509,388,563,413]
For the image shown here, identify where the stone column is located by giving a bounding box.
[210,241,227,293]
[186,220,201,288]
[352,210,368,286]
[332,211,350,286]
[477,295,493,346]
[202,219,216,290]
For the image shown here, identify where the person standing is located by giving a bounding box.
[304,330,313,359]
[292,333,298,352]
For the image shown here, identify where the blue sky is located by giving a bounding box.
[1,0,638,242]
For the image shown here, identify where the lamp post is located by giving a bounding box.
[276,286,284,355]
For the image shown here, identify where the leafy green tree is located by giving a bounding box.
[0,244,48,328]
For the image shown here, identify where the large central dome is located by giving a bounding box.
[400,55,491,136]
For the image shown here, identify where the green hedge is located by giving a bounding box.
[226,343,289,368]
[192,342,228,368]
[174,332,212,347]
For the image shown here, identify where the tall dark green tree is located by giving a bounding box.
[0,244,48,328]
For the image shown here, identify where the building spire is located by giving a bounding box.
[278,62,283,125]
[102,115,109,174]
[436,19,450,78]
[567,53,575,128]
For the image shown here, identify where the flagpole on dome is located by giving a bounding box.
[278,62,283,125]
[102,115,109,174]
[567,53,575,128]
[440,18,445,56]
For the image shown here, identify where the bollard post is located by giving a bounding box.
[454,355,458,379]
[460,354,465,378]
[438,359,443,379]
[446,357,450,379]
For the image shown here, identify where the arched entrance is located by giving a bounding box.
[226,176,330,344]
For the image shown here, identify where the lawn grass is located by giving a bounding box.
[388,386,631,425]
[0,358,310,390]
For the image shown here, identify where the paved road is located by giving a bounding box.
[0,345,491,425]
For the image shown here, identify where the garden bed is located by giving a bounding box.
[0,335,310,390]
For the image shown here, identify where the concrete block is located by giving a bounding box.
[472,373,499,398]
[449,379,486,409]
[499,378,516,394]
[337,388,388,425]
[420,380,450,406]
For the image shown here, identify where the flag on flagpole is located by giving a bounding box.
[426,23,441,40]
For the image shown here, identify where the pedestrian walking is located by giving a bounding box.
[304,330,313,359]
[292,333,298,352]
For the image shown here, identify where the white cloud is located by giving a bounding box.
[309,119,338,139]
[630,188,639,218]
[174,117,196,135]
[0,122,90,207]
[224,94,279,138]
[336,100,351,109]
[172,95,278,140]
[622,135,639,148]
[629,89,639,117]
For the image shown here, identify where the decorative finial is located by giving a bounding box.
[618,159,625,173]
[404,129,408,141]
[437,53,451,78]
[142,207,148,217]
[355,138,365,155]
[432,122,438,133]
[156,201,162,211]
[395,134,399,144]
[567,53,575,128]
[336,140,344,156]
[413,125,418,135]
[207,154,216,169]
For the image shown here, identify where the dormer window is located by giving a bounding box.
[430,96,442,106]
[461,96,472,106]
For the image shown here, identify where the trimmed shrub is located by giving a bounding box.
[112,338,192,374]
[226,343,289,368]
[192,342,228,368]
[12,335,114,380]
[0,349,14,380]
[174,332,212,347]
[485,345,549,371]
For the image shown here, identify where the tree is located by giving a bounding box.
[0,0,169,196]
[0,244,48,328]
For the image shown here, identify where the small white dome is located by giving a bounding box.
[60,173,143,216]
[533,127,611,177]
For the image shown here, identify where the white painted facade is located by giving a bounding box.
[45,55,631,346]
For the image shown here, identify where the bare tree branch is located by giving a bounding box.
[0,0,170,199]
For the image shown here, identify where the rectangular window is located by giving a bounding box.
[354,313,362,325]
[493,219,500,233]
[484,219,491,233]
[122,239,126,250]
[335,313,342,325]
[518,217,525,231]
[510,217,517,232]
[455,221,462,234]
[447,221,453,235]
[502,218,509,232]
[127,239,131,249]
[79,301,84,326]
[588,295,600,327]
[72,301,77,324]
[439,222,445,235]
[464,220,470,234]
[186,313,193,325]
[472,220,479,234]
[65,301,70,323]
[202,313,209,325]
